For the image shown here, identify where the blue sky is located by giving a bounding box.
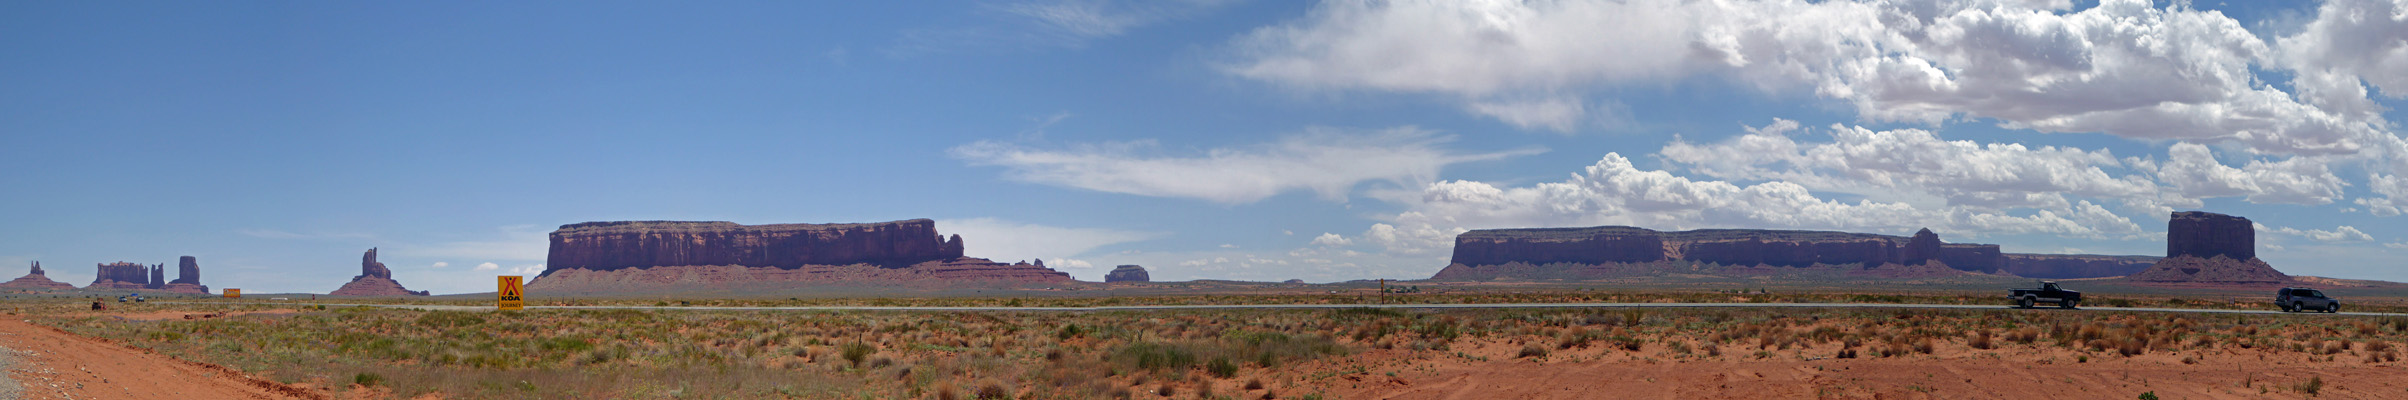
[6,0,2407,294]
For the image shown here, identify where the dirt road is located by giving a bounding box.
[0,316,324,400]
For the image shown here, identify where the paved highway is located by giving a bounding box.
[168,301,2406,317]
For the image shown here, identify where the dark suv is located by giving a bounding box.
[2277,287,2340,313]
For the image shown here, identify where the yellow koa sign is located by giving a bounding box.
[497,276,524,310]
[223,288,240,298]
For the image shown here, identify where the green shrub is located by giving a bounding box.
[352,372,384,387]
[1206,357,1238,379]
[1056,324,1084,340]
[976,381,1010,399]
[1115,342,1196,371]
[1416,318,1461,342]
[841,342,875,368]
[2295,376,2323,395]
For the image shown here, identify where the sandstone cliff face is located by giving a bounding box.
[546,219,964,272]
[531,219,1072,292]
[357,248,392,279]
[146,265,164,289]
[1449,226,1668,267]
[1,262,74,290]
[2127,211,2290,285]
[89,262,153,290]
[1901,228,1942,265]
[526,258,1075,293]
[2166,211,2254,260]
[1105,265,1150,282]
[1440,226,2004,280]
[1668,232,1907,268]
[173,256,202,285]
[1937,244,2004,274]
[2001,254,2159,279]
[330,248,428,296]
[155,256,210,294]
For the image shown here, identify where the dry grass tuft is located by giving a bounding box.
[1518,343,1550,358]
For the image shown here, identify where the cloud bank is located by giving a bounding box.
[952,127,1543,204]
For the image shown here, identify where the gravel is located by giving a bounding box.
[0,342,23,400]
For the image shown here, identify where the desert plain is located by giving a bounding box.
[4,282,2408,400]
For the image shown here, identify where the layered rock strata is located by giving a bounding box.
[547,219,966,271]
[2002,254,2159,279]
[1434,225,2181,281]
[531,219,1073,292]
[1435,226,2007,280]
[531,258,1077,292]
[88,262,154,290]
[1105,265,1150,283]
[0,262,74,290]
[2165,211,2254,260]
[2126,212,2291,285]
[330,248,429,296]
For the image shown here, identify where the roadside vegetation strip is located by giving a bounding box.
[168,301,2408,317]
[150,290,2408,313]
[34,302,2408,399]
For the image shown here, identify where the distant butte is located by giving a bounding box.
[529,219,1073,293]
[2124,211,2291,285]
[1105,265,1151,283]
[88,261,157,290]
[155,256,210,294]
[329,248,430,296]
[0,262,74,290]
[1433,225,2160,281]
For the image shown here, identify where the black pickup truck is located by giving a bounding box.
[2007,281,2081,309]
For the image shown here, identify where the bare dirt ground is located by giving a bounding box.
[1306,336,2406,399]
[0,316,325,400]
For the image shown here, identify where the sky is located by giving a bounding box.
[5,0,2408,295]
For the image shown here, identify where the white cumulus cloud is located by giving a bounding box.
[1661,120,2160,210]
[2257,223,2376,242]
[938,218,1165,264]
[473,262,500,272]
[2276,0,2408,115]
[1361,146,2154,258]
[1310,233,1354,247]
[953,127,1541,204]
[2138,143,2348,205]
[1227,0,2389,155]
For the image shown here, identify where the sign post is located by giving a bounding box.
[497,276,524,310]
[222,288,240,299]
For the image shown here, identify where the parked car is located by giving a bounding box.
[2277,287,2340,313]
[2008,281,2081,309]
